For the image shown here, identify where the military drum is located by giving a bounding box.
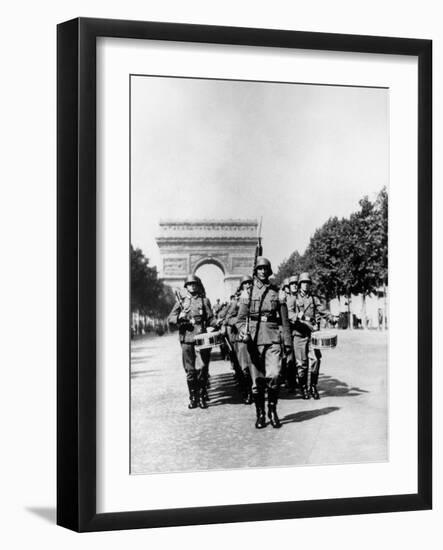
[194,330,224,351]
[311,330,338,350]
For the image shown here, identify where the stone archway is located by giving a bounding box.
[193,261,226,303]
[155,219,258,297]
[192,256,227,277]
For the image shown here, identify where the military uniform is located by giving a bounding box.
[280,277,297,392]
[168,277,215,408]
[223,278,254,404]
[218,294,243,382]
[235,258,292,428]
[286,273,331,399]
[213,299,223,318]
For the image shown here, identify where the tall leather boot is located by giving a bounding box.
[198,379,208,409]
[243,371,253,405]
[310,371,320,400]
[199,366,210,402]
[253,392,266,429]
[187,381,198,409]
[299,370,310,399]
[267,388,282,429]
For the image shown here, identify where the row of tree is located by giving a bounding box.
[275,187,388,325]
[131,245,175,318]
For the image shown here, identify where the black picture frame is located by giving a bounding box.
[57,17,432,532]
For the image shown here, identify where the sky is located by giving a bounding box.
[131,75,388,300]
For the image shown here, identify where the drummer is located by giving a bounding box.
[286,272,333,400]
[167,275,216,409]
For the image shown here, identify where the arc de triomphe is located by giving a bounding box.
[156,219,258,297]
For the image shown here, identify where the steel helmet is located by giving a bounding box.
[184,275,200,287]
[298,272,312,284]
[240,275,253,285]
[254,256,273,275]
[288,275,298,285]
[282,277,290,289]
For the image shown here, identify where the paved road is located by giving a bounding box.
[131,330,387,474]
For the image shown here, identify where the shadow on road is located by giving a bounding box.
[131,368,161,378]
[206,370,368,407]
[131,355,155,364]
[281,406,340,424]
[280,374,368,400]
[207,371,245,406]
[319,375,369,397]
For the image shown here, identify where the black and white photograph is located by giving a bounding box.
[130,75,389,475]
[0,0,437,543]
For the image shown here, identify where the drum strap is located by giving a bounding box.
[296,294,315,318]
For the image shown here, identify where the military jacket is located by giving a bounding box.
[221,297,241,340]
[286,291,331,337]
[168,292,215,344]
[222,298,238,325]
[216,302,230,324]
[213,302,223,317]
[235,278,292,347]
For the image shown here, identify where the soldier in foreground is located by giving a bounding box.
[287,272,332,400]
[236,258,292,428]
[167,275,215,409]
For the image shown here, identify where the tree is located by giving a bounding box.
[304,216,352,301]
[344,190,388,327]
[274,187,388,329]
[373,187,388,288]
[373,187,388,328]
[274,250,305,286]
[131,246,175,317]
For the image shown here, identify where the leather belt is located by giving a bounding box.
[250,314,276,322]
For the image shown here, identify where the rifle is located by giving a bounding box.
[174,289,185,310]
[174,289,193,325]
[243,217,263,341]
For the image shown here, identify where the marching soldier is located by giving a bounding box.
[287,272,332,400]
[236,258,292,429]
[213,298,223,318]
[224,276,254,404]
[280,277,297,393]
[168,275,215,409]
[283,278,291,300]
[219,294,243,380]
[217,299,231,326]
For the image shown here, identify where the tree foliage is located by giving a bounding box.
[275,187,388,300]
[274,250,306,285]
[131,246,175,317]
